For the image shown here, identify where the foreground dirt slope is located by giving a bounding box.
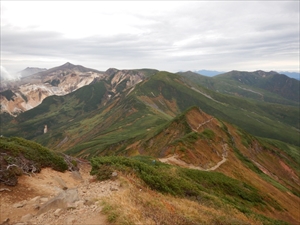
[0,162,121,225]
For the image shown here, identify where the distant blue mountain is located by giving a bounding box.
[278,71,300,80]
[193,70,225,77]
[193,70,300,80]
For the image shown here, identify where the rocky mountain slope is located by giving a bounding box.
[1,65,299,224]
[1,69,299,149]
[0,160,115,225]
[0,63,105,116]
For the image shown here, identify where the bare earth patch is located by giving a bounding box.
[0,162,121,225]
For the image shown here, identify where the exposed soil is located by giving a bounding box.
[0,162,121,225]
[159,153,227,171]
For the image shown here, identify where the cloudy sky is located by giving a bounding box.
[1,1,299,75]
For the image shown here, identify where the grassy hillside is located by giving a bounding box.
[0,137,68,186]
[136,71,299,145]
[3,81,107,139]
[179,71,299,106]
[1,68,299,224]
[1,70,299,155]
[215,70,299,102]
[90,155,299,224]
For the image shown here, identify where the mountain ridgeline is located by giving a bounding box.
[1,66,299,148]
[1,63,299,224]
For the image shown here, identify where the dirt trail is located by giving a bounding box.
[193,118,214,132]
[159,144,228,171]
[0,162,121,225]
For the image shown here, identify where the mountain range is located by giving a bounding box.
[193,69,300,80]
[0,63,105,116]
[0,62,299,224]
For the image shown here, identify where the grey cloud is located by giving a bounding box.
[1,1,299,72]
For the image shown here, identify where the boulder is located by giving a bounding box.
[53,176,68,190]
[37,189,79,215]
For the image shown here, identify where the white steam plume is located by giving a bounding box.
[0,66,20,81]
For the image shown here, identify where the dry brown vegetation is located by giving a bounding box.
[100,174,263,225]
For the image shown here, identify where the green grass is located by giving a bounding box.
[90,156,287,224]
[0,136,68,172]
[2,70,299,162]
[136,72,299,146]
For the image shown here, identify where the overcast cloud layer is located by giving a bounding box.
[1,1,299,75]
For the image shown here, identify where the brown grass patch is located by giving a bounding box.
[99,174,263,225]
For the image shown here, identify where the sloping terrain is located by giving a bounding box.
[1,137,299,224]
[1,69,299,151]
[179,70,299,105]
[17,67,47,78]
[214,70,299,102]
[135,71,299,145]
[1,65,299,224]
[93,107,300,223]
[0,63,105,116]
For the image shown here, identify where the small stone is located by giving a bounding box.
[111,171,118,177]
[33,204,40,210]
[110,186,118,191]
[71,171,83,181]
[75,200,85,208]
[1,218,9,224]
[66,217,76,224]
[13,201,26,208]
[67,202,76,210]
[40,197,49,203]
[53,176,68,190]
[0,188,11,192]
[54,208,63,217]
[30,196,41,203]
[21,214,33,222]
[84,199,94,206]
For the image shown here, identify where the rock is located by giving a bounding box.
[33,204,40,210]
[21,214,33,222]
[112,171,118,177]
[13,201,26,208]
[38,198,67,215]
[110,186,118,191]
[54,208,63,217]
[84,199,94,206]
[30,196,41,203]
[66,202,76,210]
[40,197,49,203]
[37,189,79,215]
[53,176,68,190]
[74,200,85,208]
[0,188,11,192]
[71,171,83,181]
[1,218,9,225]
[65,216,76,225]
